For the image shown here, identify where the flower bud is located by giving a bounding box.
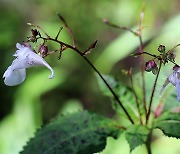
[145,60,157,72]
[158,45,166,53]
[38,45,48,57]
[31,29,39,37]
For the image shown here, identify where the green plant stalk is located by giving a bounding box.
[146,61,162,124]
[145,129,152,154]
[41,37,135,124]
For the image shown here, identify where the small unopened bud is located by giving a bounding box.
[31,29,39,37]
[38,45,48,57]
[145,60,157,72]
[158,45,166,53]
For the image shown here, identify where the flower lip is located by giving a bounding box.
[160,65,180,102]
[3,43,54,86]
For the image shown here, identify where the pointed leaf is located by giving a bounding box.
[153,112,180,138]
[21,111,121,154]
[125,125,149,152]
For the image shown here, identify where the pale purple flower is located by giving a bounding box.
[3,43,54,86]
[160,65,180,101]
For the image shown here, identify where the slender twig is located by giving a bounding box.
[103,19,138,35]
[129,68,142,124]
[40,36,134,124]
[55,27,63,40]
[146,61,162,124]
[168,58,179,66]
[167,43,180,53]
[57,13,77,48]
[132,52,157,58]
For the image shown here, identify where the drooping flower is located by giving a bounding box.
[160,65,180,101]
[3,43,54,86]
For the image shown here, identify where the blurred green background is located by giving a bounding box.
[0,0,180,153]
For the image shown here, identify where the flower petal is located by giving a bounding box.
[3,66,26,86]
[159,78,170,97]
[175,83,180,101]
[12,46,54,79]
[3,43,54,86]
[24,51,54,79]
[168,72,177,86]
[16,43,24,49]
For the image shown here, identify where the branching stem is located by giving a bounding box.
[146,61,162,124]
[40,36,135,124]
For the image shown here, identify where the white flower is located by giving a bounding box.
[3,43,54,86]
[160,66,180,101]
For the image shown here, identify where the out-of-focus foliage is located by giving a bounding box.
[1,0,180,154]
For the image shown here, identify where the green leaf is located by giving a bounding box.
[96,74,143,122]
[125,125,150,152]
[153,112,180,138]
[21,111,121,154]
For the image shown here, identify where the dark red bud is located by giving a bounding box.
[38,45,48,56]
[145,60,157,72]
[31,29,39,37]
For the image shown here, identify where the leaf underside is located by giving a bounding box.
[21,111,120,154]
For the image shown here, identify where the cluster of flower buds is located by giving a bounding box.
[27,29,40,43]
[145,60,158,75]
